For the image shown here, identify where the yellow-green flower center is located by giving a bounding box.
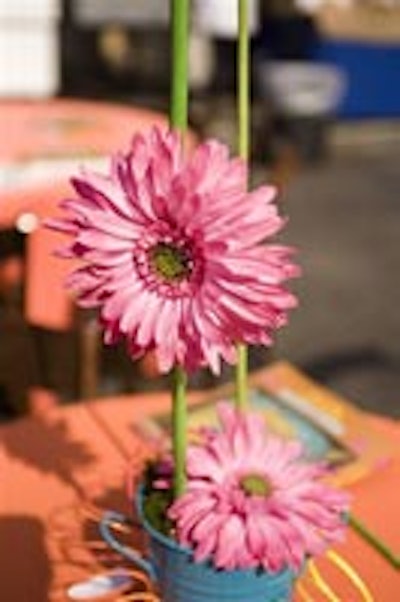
[240,473,273,497]
[151,242,191,281]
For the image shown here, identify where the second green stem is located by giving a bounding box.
[172,366,188,498]
[170,0,189,499]
[235,0,250,411]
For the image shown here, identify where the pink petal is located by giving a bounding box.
[214,514,246,570]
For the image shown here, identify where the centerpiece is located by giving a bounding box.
[48,1,350,600]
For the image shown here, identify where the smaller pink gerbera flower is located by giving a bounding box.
[168,403,350,573]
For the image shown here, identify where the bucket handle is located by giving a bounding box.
[99,510,156,582]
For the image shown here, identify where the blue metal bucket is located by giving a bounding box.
[100,490,296,602]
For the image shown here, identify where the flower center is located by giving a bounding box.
[240,474,273,497]
[150,242,192,281]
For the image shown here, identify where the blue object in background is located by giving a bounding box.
[311,39,400,118]
[257,15,400,119]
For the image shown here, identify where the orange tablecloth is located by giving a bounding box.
[0,99,169,164]
[1,365,399,601]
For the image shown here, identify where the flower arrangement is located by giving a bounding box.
[48,1,349,600]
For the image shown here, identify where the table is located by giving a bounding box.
[0,99,169,171]
[1,363,399,601]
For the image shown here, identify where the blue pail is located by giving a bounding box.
[100,490,295,602]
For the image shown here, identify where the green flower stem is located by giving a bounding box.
[349,513,400,569]
[235,0,250,411]
[170,0,189,132]
[172,366,188,498]
[236,343,248,411]
[170,0,189,499]
[238,0,250,161]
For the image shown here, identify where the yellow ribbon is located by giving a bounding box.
[297,550,375,602]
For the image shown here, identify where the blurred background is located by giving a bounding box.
[1,0,399,420]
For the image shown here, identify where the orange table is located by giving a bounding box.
[1,364,399,601]
[0,99,170,166]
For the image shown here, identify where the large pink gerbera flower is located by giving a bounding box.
[168,403,350,572]
[49,126,299,373]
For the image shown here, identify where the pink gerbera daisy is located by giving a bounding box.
[168,403,350,572]
[49,126,299,373]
